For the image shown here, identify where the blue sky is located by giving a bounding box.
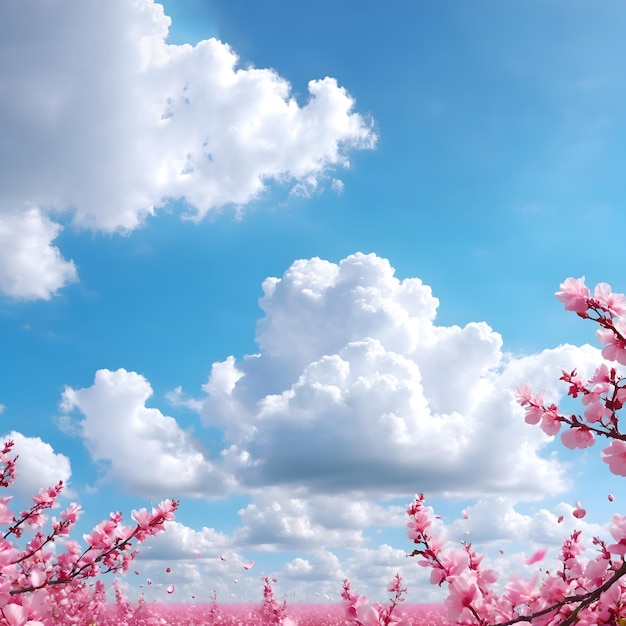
[2,0,626,605]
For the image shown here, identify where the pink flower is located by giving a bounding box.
[561,426,595,449]
[597,322,626,365]
[607,514,626,555]
[60,503,82,524]
[355,604,380,626]
[515,383,535,406]
[593,282,626,316]
[504,575,538,606]
[445,573,481,622]
[589,363,611,384]
[601,440,626,476]
[539,407,562,436]
[583,400,610,424]
[555,277,590,313]
[131,508,151,529]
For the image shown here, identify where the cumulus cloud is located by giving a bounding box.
[0,431,72,500]
[230,490,404,550]
[139,521,230,560]
[193,252,601,501]
[0,208,77,300]
[60,369,236,498]
[0,0,375,299]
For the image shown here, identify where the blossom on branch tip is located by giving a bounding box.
[593,282,626,316]
[555,277,590,313]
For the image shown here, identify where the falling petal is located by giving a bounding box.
[609,494,615,502]
[462,510,469,520]
[573,500,586,519]
[166,567,172,573]
[166,584,174,594]
[525,548,547,565]
[557,516,564,523]
[243,561,254,570]
[220,555,227,561]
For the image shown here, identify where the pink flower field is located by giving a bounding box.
[94,602,450,626]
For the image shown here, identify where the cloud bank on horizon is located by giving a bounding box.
[0,0,374,300]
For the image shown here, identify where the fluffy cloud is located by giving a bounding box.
[60,369,235,498]
[63,253,605,522]
[0,208,77,299]
[196,252,601,501]
[1,0,375,299]
[0,431,72,501]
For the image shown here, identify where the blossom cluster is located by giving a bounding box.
[404,278,626,625]
[0,439,178,625]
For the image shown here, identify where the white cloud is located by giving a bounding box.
[139,521,230,560]
[0,208,77,300]
[230,490,399,550]
[60,369,236,498]
[0,431,72,501]
[193,253,601,501]
[0,0,375,299]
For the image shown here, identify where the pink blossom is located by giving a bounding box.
[430,549,469,585]
[597,323,626,365]
[60,503,81,524]
[555,277,590,313]
[504,575,538,606]
[607,514,626,555]
[355,604,380,626]
[601,440,626,476]
[0,498,14,525]
[593,282,626,316]
[561,426,595,449]
[583,400,610,423]
[539,407,562,436]
[445,573,481,622]
[589,363,612,384]
[130,508,151,529]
